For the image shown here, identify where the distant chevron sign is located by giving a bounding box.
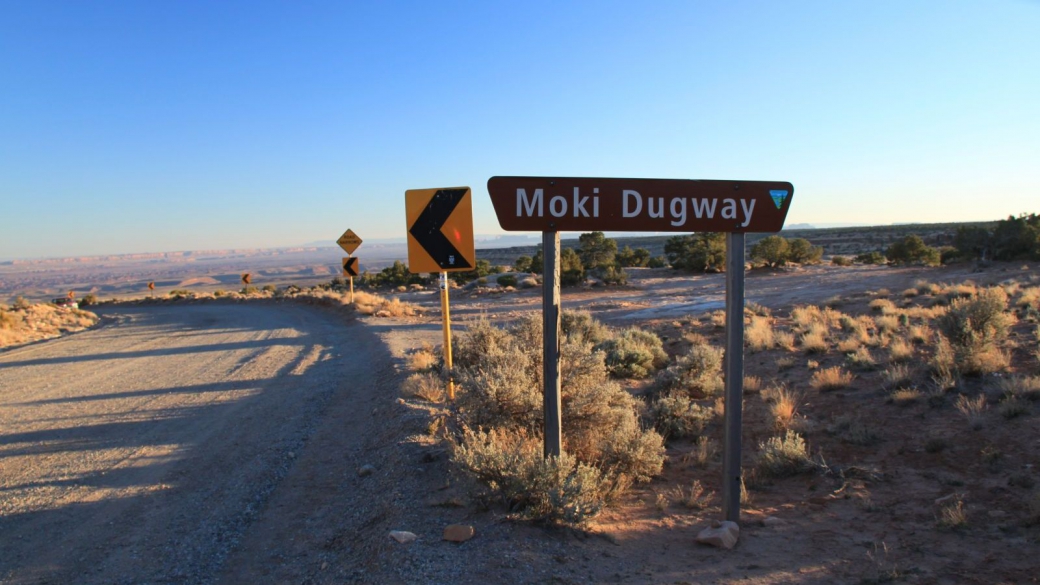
[405,187,475,273]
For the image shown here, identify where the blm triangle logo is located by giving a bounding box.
[769,190,789,209]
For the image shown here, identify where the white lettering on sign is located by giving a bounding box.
[513,187,757,228]
[517,188,602,218]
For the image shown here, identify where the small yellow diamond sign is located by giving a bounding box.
[337,229,362,255]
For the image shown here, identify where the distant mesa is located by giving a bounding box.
[177,277,221,287]
[785,223,816,230]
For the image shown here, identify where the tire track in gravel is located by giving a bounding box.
[0,302,386,584]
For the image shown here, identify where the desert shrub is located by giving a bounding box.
[262,284,277,293]
[936,288,1015,375]
[665,233,726,272]
[79,293,99,307]
[448,319,664,525]
[889,388,923,405]
[496,275,518,288]
[169,289,191,297]
[514,256,533,273]
[799,325,829,354]
[655,342,724,398]
[451,428,612,525]
[886,235,941,266]
[650,392,713,439]
[888,337,914,362]
[774,331,796,351]
[617,246,651,267]
[936,498,968,530]
[765,385,800,431]
[998,396,1028,419]
[670,480,713,509]
[990,213,1040,261]
[856,251,887,265]
[750,235,789,268]
[845,346,877,371]
[351,291,421,317]
[241,285,259,295]
[831,255,853,266]
[647,256,669,269]
[213,289,227,297]
[561,310,612,346]
[810,366,853,391]
[592,262,628,285]
[787,238,823,264]
[597,327,668,379]
[756,431,815,478]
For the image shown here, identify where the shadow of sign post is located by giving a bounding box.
[487,176,794,524]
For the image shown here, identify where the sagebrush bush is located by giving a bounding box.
[597,327,668,379]
[0,309,17,330]
[650,392,713,439]
[400,372,445,402]
[561,310,613,346]
[756,431,815,478]
[448,317,664,525]
[655,342,724,398]
[937,288,1015,376]
[746,316,775,351]
[997,376,1040,401]
[451,427,612,525]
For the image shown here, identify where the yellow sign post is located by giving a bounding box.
[337,229,363,303]
[405,187,475,400]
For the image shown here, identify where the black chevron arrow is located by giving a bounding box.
[409,189,471,270]
[342,257,359,277]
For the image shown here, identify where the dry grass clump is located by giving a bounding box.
[650,393,713,439]
[882,364,915,389]
[790,305,844,331]
[799,323,830,354]
[1016,286,1040,310]
[955,394,988,429]
[743,375,763,394]
[764,385,801,430]
[655,342,724,398]
[901,287,919,298]
[406,344,438,371]
[400,372,446,403]
[998,395,1028,419]
[597,327,668,379]
[888,337,914,362]
[909,324,933,344]
[845,346,877,371]
[746,315,775,351]
[936,498,968,530]
[889,388,923,406]
[997,376,1040,401]
[670,480,713,510]
[811,366,854,391]
[868,299,897,314]
[709,310,727,328]
[755,431,815,478]
[448,316,665,525]
[913,279,942,296]
[875,314,901,334]
[774,331,796,351]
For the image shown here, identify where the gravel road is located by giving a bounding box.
[0,302,390,584]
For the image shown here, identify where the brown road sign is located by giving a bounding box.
[342,257,359,277]
[487,176,793,233]
[405,187,475,273]
[337,229,362,254]
[241,273,251,285]
[148,282,155,291]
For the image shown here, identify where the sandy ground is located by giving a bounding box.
[2,263,1038,584]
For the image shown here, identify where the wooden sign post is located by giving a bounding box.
[488,176,793,522]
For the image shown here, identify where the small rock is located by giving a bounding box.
[696,520,739,549]
[761,516,785,527]
[358,464,376,477]
[443,524,475,543]
[389,531,417,544]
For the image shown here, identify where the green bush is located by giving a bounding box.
[650,392,713,439]
[655,342,724,398]
[578,231,618,270]
[755,431,815,478]
[617,246,651,267]
[787,238,823,264]
[886,235,941,266]
[855,251,887,265]
[831,255,853,266]
[592,262,628,285]
[241,286,259,295]
[647,256,669,269]
[936,287,1015,376]
[561,310,613,346]
[169,289,191,297]
[596,327,668,378]
[750,235,789,268]
[262,284,277,293]
[560,249,585,287]
[991,213,1040,261]
[496,275,518,288]
[79,293,99,307]
[665,233,726,272]
[514,255,533,273]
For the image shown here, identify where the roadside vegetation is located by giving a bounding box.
[0,298,99,349]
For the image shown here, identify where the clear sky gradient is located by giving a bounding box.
[2,0,1038,260]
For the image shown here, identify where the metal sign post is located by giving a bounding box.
[542,231,563,458]
[439,271,456,400]
[722,233,746,522]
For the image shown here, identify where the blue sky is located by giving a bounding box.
[2,0,1038,259]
